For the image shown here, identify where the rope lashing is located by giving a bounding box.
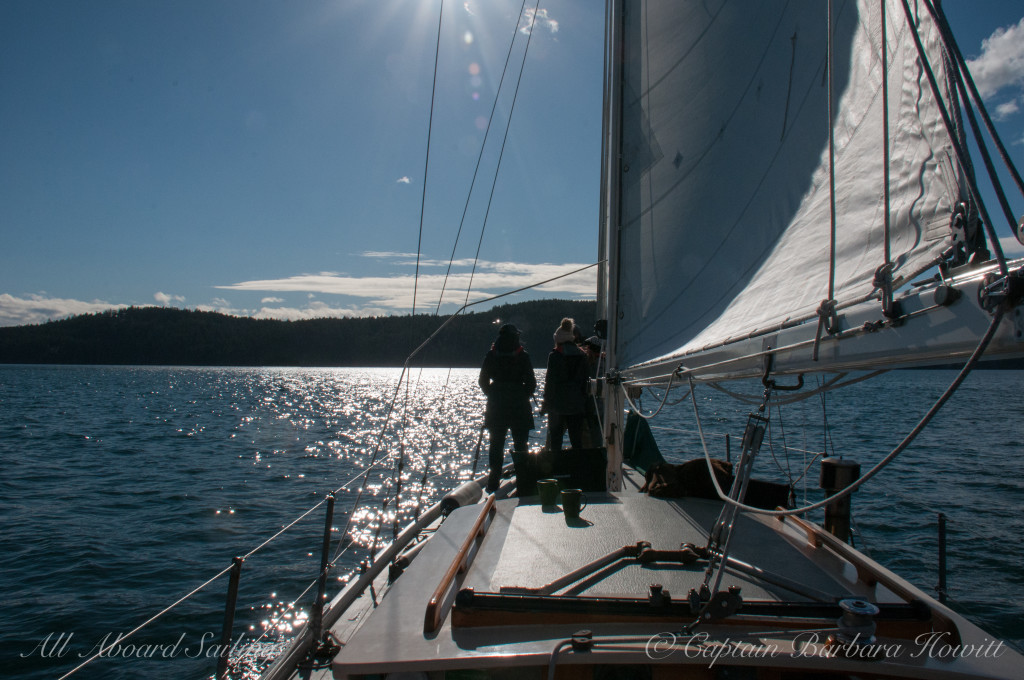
[872,263,901,320]
[811,298,839,361]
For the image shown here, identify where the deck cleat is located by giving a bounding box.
[648,583,670,607]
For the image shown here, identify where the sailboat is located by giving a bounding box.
[257,0,1024,678]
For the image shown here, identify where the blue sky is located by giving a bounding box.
[1,1,1023,327]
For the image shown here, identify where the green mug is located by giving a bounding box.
[536,478,559,507]
[561,488,587,519]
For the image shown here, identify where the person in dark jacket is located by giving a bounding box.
[580,335,604,449]
[478,324,536,492]
[541,318,589,452]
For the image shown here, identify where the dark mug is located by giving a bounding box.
[536,478,559,507]
[561,489,587,519]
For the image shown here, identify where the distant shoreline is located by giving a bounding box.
[2,300,1021,369]
[0,300,597,368]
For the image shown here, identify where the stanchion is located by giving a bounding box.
[937,512,947,603]
[309,493,336,649]
[216,556,244,680]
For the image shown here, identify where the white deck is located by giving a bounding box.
[320,488,1024,679]
[330,492,865,675]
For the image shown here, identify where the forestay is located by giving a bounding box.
[612,0,961,374]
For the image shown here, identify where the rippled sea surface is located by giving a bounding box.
[1,365,1021,679]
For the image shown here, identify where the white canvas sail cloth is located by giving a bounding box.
[613,0,958,374]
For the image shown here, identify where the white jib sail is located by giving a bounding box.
[612,0,961,375]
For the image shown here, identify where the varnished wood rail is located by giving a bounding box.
[778,512,961,644]
[424,494,496,633]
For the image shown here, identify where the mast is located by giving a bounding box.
[600,0,625,491]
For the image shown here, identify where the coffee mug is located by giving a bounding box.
[561,489,587,519]
[536,478,559,507]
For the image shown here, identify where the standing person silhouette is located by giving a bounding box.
[478,324,536,492]
[580,335,604,449]
[541,318,589,451]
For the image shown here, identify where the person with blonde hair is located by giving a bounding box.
[541,318,588,451]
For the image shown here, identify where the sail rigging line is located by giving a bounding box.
[698,384,775,615]
[410,400,445,521]
[461,0,543,306]
[813,0,841,365]
[432,0,532,315]
[688,306,1006,519]
[588,346,608,443]
[391,0,469,536]
[933,18,1022,244]
[817,374,838,463]
[618,369,681,420]
[330,366,412,561]
[767,399,796,488]
[784,449,825,490]
[367,497,392,565]
[705,370,888,406]
[410,0,446,318]
[896,0,1008,277]
[392,395,409,543]
[926,0,1024,203]
[880,0,894,311]
[339,260,599,551]
[399,0,532,534]
[826,0,838,307]
[929,10,1023,243]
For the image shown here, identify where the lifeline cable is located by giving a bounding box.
[57,562,237,680]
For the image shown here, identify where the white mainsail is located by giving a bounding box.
[605,0,1018,383]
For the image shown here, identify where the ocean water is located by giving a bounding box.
[1,365,1021,679]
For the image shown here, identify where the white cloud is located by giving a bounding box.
[195,301,250,317]
[0,293,126,327]
[521,8,559,35]
[216,254,596,312]
[252,300,388,321]
[966,18,1024,98]
[154,291,185,306]
[0,252,597,327]
[995,98,1021,120]
[396,176,412,184]
[363,250,420,260]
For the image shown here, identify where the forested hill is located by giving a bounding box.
[0,300,597,367]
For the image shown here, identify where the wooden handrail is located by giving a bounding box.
[424,495,496,633]
[778,513,961,644]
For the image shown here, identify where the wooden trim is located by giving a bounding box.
[777,513,961,644]
[423,495,496,633]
